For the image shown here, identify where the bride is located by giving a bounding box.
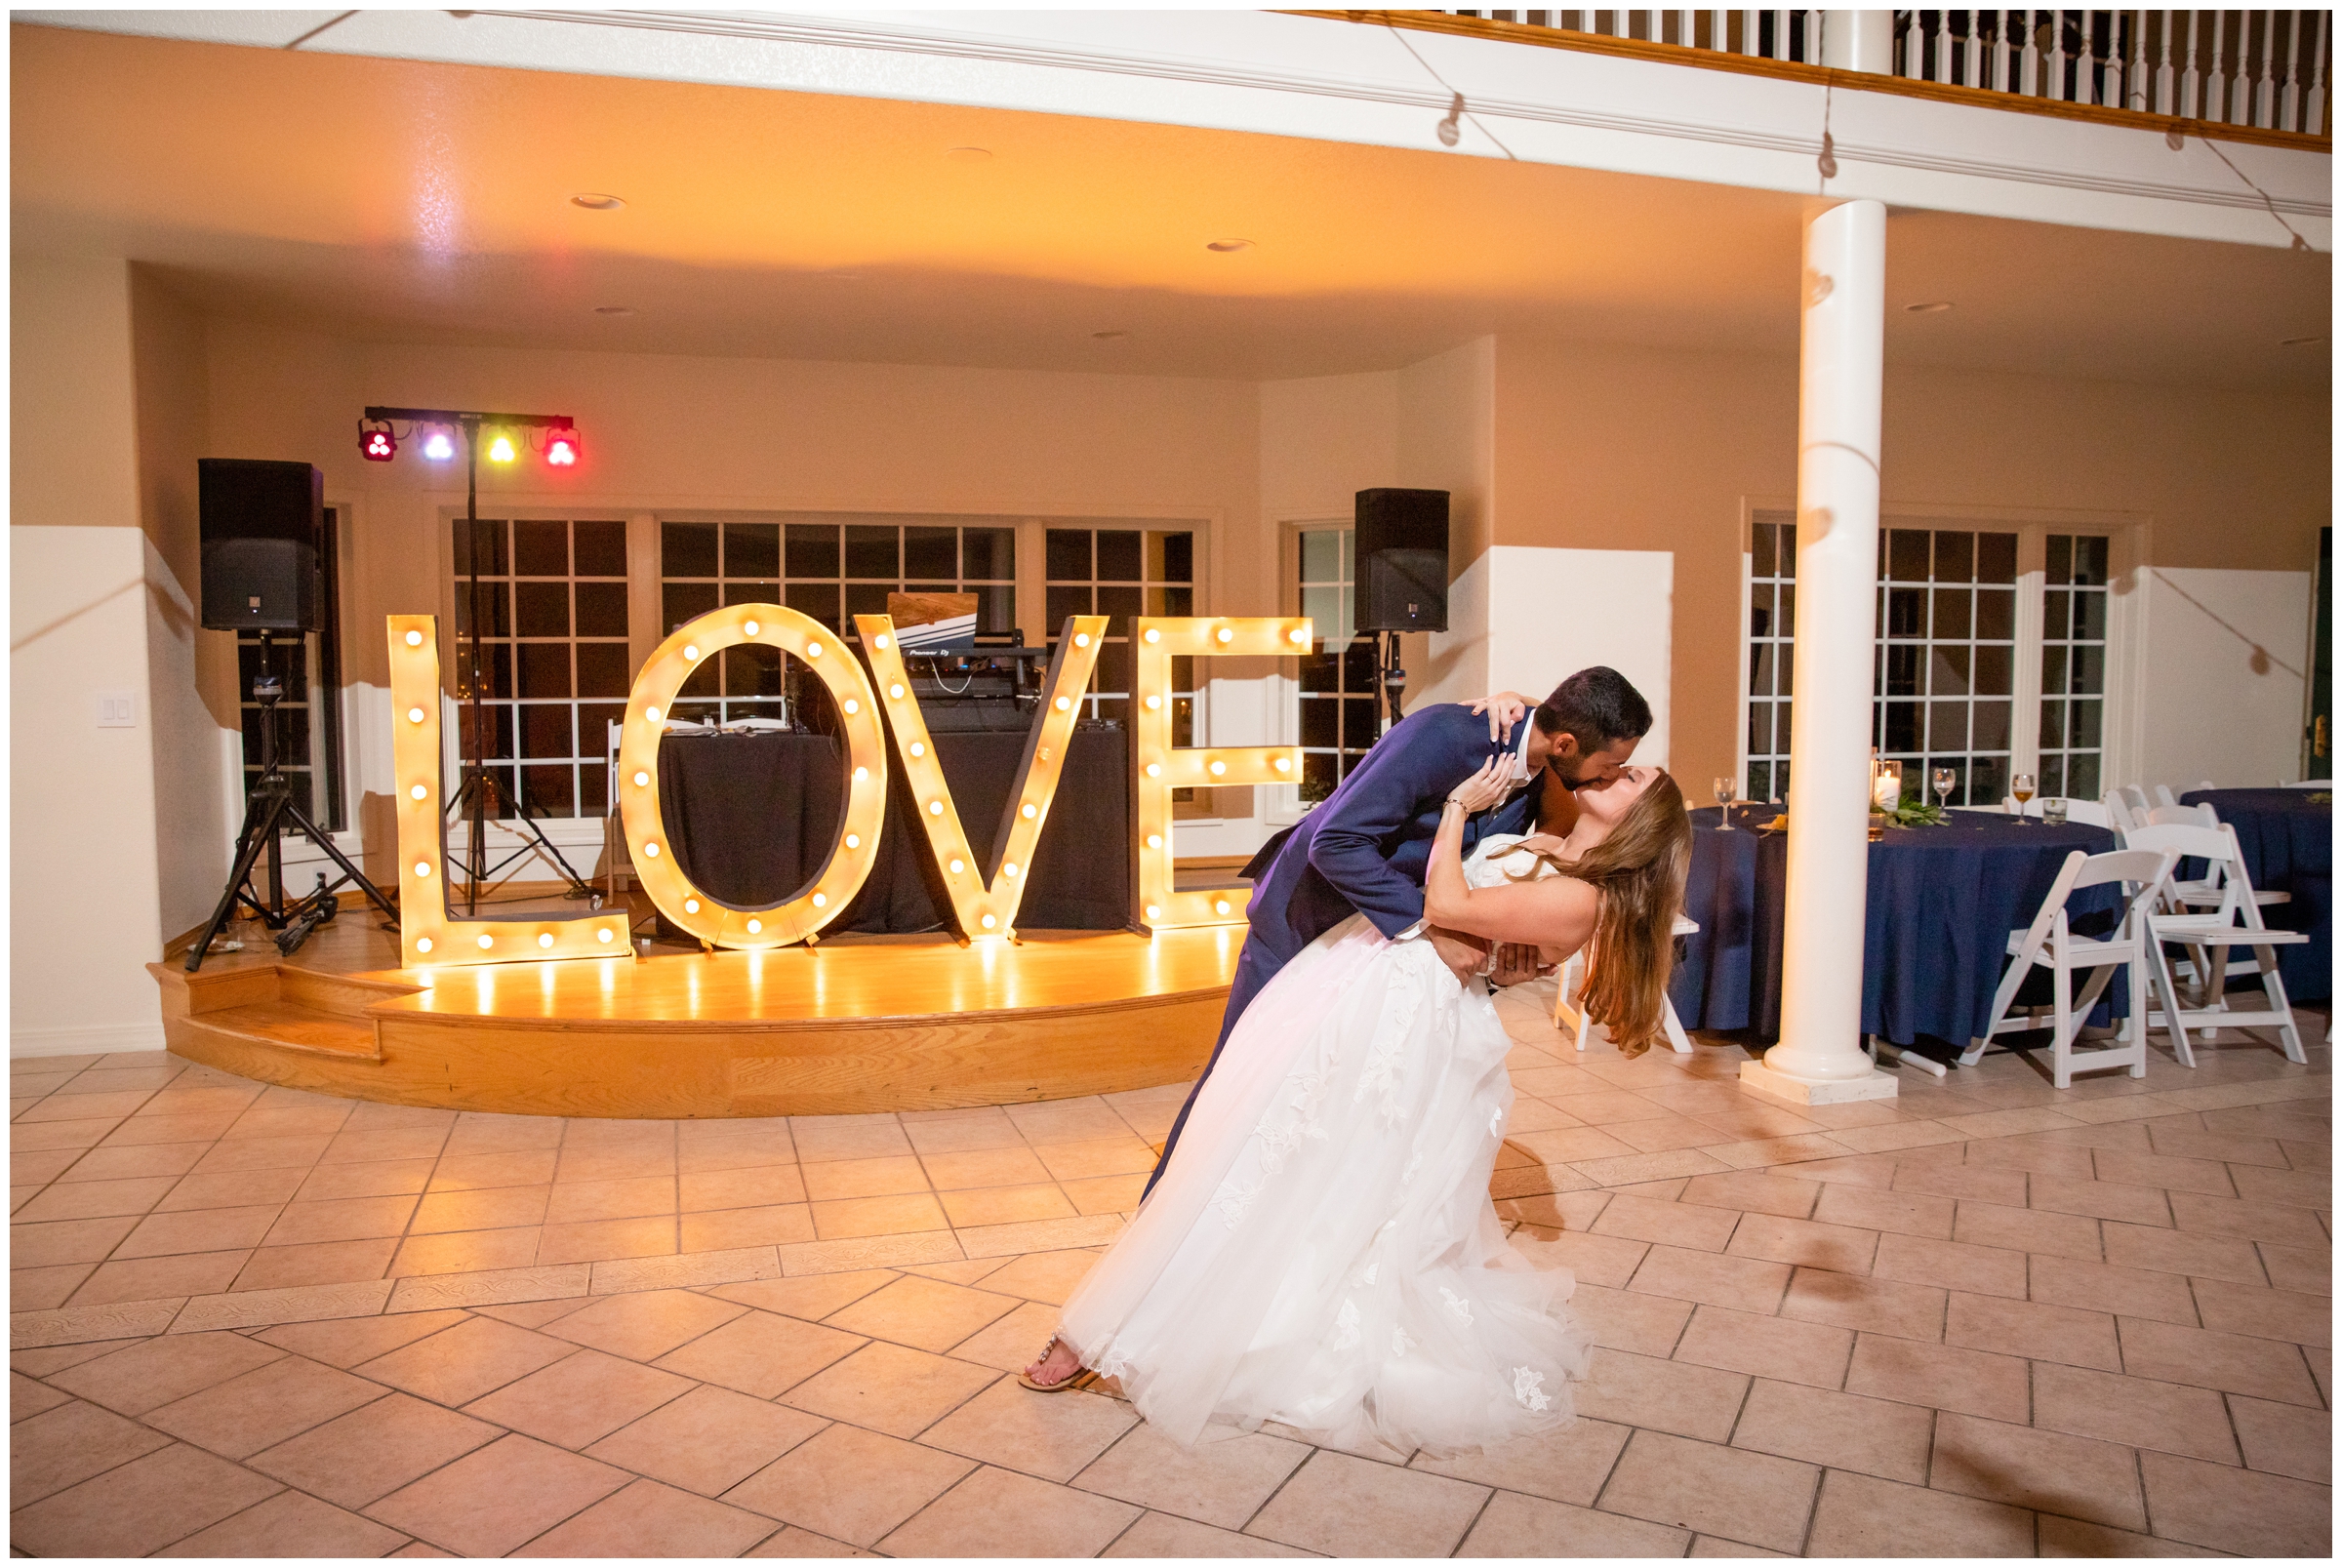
[1020,756,1692,1456]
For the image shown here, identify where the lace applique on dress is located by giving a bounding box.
[1401,1152,1425,1185]
[1354,964,1423,1125]
[1440,1287,1474,1324]
[1511,1366,1552,1413]
[1489,1106,1505,1137]
[1213,1176,1264,1229]
[1392,1326,1416,1357]
[1097,1343,1131,1379]
[1330,1299,1361,1350]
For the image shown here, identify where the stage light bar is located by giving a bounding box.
[859,612,1107,943]
[1133,617,1311,933]
[421,428,457,462]
[359,420,397,462]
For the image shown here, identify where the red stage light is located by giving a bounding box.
[545,425,580,466]
[359,420,397,462]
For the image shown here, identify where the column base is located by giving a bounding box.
[1739,1059,1898,1106]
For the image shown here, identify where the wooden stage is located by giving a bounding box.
[150,914,1240,1119]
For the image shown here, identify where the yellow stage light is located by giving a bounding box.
[486,432,517,463]
[619,604,889,949]
[1131,615,1311,931]
[856,610,1108,944]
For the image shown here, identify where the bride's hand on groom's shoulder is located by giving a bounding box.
[1447,758,1513,813]
[1464,691,1533,744]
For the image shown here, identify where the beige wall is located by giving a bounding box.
[1490,336,2329,795]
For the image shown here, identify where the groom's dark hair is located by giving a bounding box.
[1533,666,1652,754]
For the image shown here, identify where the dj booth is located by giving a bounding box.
[654,642,1131,934]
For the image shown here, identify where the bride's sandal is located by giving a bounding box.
[1018,1337,1102,1393]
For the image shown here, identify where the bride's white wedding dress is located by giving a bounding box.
[1056,835,1591,1457]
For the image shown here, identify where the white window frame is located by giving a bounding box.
[1736,499,2148,802]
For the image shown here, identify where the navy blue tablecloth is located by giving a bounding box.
[2180,788,2332,1002]
[1673,807,2120,1047]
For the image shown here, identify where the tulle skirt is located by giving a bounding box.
[1057,913,1590,1457]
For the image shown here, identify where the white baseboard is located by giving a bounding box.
[12,1022,170,1059]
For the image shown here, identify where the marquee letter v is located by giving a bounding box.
[856,614,1109,942]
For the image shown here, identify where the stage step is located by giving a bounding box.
[187,1001,383,1061]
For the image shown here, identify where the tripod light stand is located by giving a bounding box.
[364,405,595,915]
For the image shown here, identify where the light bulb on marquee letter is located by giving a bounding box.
[1132,616,1310,932]
[387,615,623,968]
[619,605,889,948]
[858,612,1108,943]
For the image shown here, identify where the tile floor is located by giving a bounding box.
[9,989,2330,1556]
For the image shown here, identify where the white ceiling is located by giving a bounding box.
[10,22,2329,388]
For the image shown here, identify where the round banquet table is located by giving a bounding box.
[1671,806,2122,1048]
[2179,787,2332,1003]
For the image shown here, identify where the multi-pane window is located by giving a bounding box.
[1875,526,2018,807]
[1043,525,1197,738]
[1295,526,1379,804]
[2039,534,2111,800]
[1745,513,1797,804]
[452,517,630,820]
[660,517,1017,728]
[1747,513,2020,807]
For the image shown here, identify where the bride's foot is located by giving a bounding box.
[1019,1338,1093,1391]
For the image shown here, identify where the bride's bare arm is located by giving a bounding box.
[1427,761,1602,951]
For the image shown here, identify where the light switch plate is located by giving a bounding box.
[96,691,137,728]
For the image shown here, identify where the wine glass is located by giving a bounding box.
[1932,767,1955,813]
[1714,777,1736,830]
[2011,772,2037,824]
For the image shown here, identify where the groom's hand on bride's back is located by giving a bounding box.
[1427,928,1490,985]
[1489,943,1551,986]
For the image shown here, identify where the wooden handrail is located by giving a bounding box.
[1286,11,2333,152]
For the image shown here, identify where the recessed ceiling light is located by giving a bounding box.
[593,305,635,316]
[570,193,626,211]
[1092,330,1129,341]
[945,146,992,163]
[1206,238,1255,253]
[1905,301,1955,313]
[2281,335,2326,347]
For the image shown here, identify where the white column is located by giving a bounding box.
[1741,200,1898,1108]
[1821,10,1896,71]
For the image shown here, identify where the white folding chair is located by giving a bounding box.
[2284,779,2333,789]
[2122,821,2310,1067]
[2115,784,2152,820]
[2102,791,2137,832]
[2127,805,2288,910]
[1555,913,1698,1055]
[1958,847,2176,1088]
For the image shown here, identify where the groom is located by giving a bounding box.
[1143,665,1654,1197]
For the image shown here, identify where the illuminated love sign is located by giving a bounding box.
[387,609,1309,965]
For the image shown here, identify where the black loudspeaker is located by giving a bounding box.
[200,459,322,632]
[1354,487,1449,632]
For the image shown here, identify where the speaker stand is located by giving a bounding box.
[445,764,596,916]
[186,640,398,971]
[1378,631,1408,735]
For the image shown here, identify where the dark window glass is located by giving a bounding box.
[1976,589,2015,640]
[904,527,957,580]
[1883,701,1920,752]
[2073,536,2109,585]
[1096,584,1143,638]
[663,581,718,632]
[1977,533,2018,583]
[2067,753,2100,797]
[663,521,719,578]
[2046,533,2073,585]
[1157,531,1193,583]
[724,581,780,608]
[1095,638,1134,698]
[1929,646,1970,697]
[724,523,780,579]
[1046,584,1093,630]
[1887,587,1925,638]
[515,582,569,639]
[2044,589,2071,639]
[845,525,899,580]
[574,520,627,578]
[455,517,509,578]
[1934,531,1974,583]
[786,524,840,579]
[1046,529,1093,581]
[522,764,575,817]
[1974,644,2012,696]
[575,643,630,699]
[845,583,892,622]
[454,582,510,639]
[1972,701,2011,751]
[1932,587,1971,640]
[1889,530,1930,582]
[513,519,568,578]
[963,528,1015,580]
[2042,646,2069,694]
[1929,701,1968,751]
[518,643,571,700]
[1751,521,1776,579]
[575,582,628,637]
[787,582,840,631]
[975,585,1015,634]
[1300,697,1340,748]
[725,643,783,698]
[1096,531,1143,582]
[2073,590,2108,641]
[521,704,573,759]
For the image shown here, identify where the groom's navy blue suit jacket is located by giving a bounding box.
[1144,704,1540,1193]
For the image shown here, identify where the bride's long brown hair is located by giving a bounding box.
[1567,772,1693,1055]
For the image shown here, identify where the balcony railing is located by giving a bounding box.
[1345,11,2330,140]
